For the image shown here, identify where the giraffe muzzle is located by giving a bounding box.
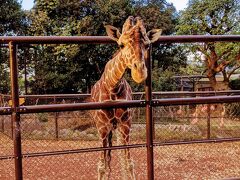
[131,62,147,83]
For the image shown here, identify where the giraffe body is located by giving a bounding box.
[91,52,134,180]
[91,16,162,180]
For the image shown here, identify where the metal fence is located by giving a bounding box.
[1,91,240,140]
[1,35,240,180]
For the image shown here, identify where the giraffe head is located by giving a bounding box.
[105,16,162,83]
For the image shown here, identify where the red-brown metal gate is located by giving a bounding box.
[0,35,240,180]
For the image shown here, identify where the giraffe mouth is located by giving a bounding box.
[132,69,147,83]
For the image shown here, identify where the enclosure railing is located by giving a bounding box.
[0,35,240,180]
[1,91,240,140]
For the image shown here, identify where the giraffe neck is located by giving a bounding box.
[101,51,128,90]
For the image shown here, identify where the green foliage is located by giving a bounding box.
[132,0,177,34]
[0,0,26,35]
[152,68,177,91]
[229,78,240,90]
[0,65,10,94]
[177,0,239,35]
[0,48,10,94]
[0,0,28,94]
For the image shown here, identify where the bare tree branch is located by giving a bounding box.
[214,60,230,73]
[227,64,240,79]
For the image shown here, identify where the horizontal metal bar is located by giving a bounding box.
[1,36,114,44]
[1,95,240,115]
[1,137,239,160]
[17,100,146,114]
[152,95,240,106]
[153,137,240,146]
[21,144,146,158]
[2,90,240,100]
[155,35,240,43]
[0,107,12,115]
[134,90,240,96]
[0,155,15,160]
[0,44,36,48]
[19,94,90,99]
[0,35,240,44]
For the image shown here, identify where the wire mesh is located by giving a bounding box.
[1,94,240,179]
[153,105,208,142]
[153,102,240,142]
[18,105,146,179]
[21,147,147,179]
[0,115,12,138]
[0,159,15,179]
[0,119,14,179]
[22,152,99,179]
[154,142,240,179]
[20,111,99,154]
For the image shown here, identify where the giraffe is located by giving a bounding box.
[91,16,162,180]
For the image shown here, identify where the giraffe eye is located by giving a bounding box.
[119,44,124,49]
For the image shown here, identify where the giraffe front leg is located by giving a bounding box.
[127,158,135,180]
[125,142,136,180]
[98,135,108,180]
[98,157,106,180]
[117,127,136,180]
[116,130,128,180]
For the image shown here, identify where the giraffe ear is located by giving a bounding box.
[105,25,121,42]
[147,29,162,43]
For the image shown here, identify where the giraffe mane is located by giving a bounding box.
[112,49,121,58]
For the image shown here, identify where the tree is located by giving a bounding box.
[177,0,240,90]
[0,47,10,94]
[0,0,27,94]
[0,0,26,35]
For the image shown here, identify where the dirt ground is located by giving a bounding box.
[1,133,240,180]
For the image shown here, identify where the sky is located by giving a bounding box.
[21,0,188,11]
[21,0,34,10]
[167,0,188,11]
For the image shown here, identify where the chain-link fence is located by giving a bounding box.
[2,92,240,140]
[1,92,240,179]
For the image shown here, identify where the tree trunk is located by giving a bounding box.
[204,45,230,91]
[207,74,230,91]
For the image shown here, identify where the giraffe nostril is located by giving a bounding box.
[133,63,137,69]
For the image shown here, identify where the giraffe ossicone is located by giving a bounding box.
[91,16,162,180]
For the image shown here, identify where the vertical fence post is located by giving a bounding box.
[9,42,23,180]
[207,104,211,139]
[145,45,154,180]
